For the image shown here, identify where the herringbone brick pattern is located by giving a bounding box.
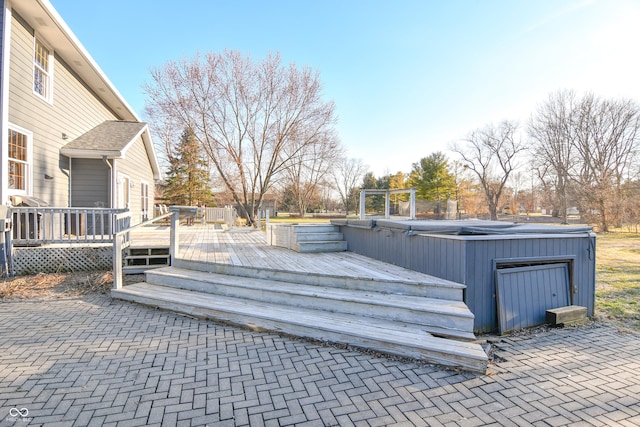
[1,295,639,426]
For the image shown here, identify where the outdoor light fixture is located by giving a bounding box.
[61,133,68,140]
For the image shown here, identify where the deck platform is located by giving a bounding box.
[130,224,455,285]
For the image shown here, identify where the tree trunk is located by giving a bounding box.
[488,204,499,221]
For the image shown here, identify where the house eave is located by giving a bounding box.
[12,0,139,121]
[60,149,122,159]
[140,127,161,181]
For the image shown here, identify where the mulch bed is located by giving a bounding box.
[0,271,144,301]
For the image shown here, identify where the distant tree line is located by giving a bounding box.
[144,50,640,232]
[354,90,640,232]
[528,90,640,232]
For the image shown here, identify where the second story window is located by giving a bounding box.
[33,38,53,102]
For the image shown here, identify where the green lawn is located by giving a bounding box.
[595,232,640,331]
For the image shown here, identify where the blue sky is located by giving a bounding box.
[51,0,640,176]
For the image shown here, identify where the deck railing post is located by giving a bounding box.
[359,190,366,220]
[170,210,179,263]
[113,233,123,290]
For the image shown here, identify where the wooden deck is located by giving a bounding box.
[120,223,488,372]
[130,223,446,283]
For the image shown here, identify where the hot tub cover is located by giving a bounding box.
[339,219,593,235]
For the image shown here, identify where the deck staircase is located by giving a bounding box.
[123,246,171,274]
[292,224,347,253]
[112,258,488,373]
[268,224,348,253]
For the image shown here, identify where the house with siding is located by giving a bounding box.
[0,0,160,224]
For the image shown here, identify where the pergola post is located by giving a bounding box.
[410,188,416,220]
[384,190,391,219]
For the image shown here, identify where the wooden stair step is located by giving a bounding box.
[123,246,171,274]
[290,224,346,252]
[173,259,465,301]
[291,224,340,233]
[295,240,348,253]
[145,267,475,338]
[112,283,488,373]
[295,232,344,242]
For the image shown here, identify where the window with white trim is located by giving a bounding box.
[141,181,150,220]
[33,37,53,102]
[7,126,32,195]
[117,173,130,209]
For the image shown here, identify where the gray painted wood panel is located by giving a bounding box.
[495,263,570,334]
[70,159,108,207]
[339,224,596,333]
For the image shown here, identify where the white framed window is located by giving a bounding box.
[7,125,33,195]
[33,37,53,103]
[117,173,130,209]
[141,181,150,220]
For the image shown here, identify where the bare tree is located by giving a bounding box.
[451,121,526,220]
[570,95,640,231]
[144,50,338,226]
[333,158,368,215]
[282,130,341,216]
[528,90,577,223]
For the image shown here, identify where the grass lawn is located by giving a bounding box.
[595,231,640,331]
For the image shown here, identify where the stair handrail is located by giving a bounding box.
[112,211,174,290]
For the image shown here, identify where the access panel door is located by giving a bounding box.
[495,263,570,334]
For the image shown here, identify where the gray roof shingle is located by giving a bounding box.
[61,121,147,157]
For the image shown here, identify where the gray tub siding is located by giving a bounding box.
[463,234,595,333]
[7,12,121,207]
[342,227,468,283]
[339,225,596,333]
[70,159,109,207]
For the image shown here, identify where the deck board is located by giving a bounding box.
[129,224,447,283]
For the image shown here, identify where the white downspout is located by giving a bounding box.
[102,156,114,208]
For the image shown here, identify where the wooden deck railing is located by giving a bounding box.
[10,207,130,246]
[155,205,237,227]
[204,207,237,226]
[112,211,174,290]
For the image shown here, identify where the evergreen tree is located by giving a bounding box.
[409,152,456,201]
[163,128,216,206]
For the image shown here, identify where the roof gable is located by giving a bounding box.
[61,121,160,180]
[61,121,145,156]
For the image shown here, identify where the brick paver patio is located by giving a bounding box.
[1,294,639,426]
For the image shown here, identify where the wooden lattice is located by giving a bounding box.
[12,246,113,275]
